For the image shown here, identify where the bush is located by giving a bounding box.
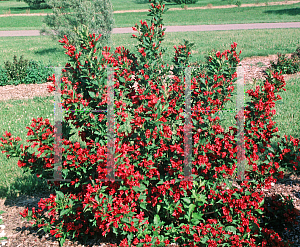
[17,0,51,9]
[22,60,55,85]
[0,0,299,246]
[4,55,29,83]
[1,56,55,86]
[270,53,300,75]
[40,0,114,49]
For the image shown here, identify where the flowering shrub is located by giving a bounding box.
[1,0,300,246]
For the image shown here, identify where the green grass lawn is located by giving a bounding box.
[1,3,300,30]
[1,28,299,68]
[0,0,294,15]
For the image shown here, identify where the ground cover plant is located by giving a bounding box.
[0,0,300,247]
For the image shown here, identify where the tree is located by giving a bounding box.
[40,0,114,49]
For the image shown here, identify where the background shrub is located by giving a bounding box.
[0,67,8,87]
[21,60,55,85]
[291,46,300,60]
[4,55,29,83]
[40,0,114,49]
[16,0,51,9]
[1,56,55,86]
[270,52,300,74]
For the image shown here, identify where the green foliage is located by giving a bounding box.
[40,0,114,49]
[0,67,8,87]
[292,46,300,60]
[235,0,242,7]
[4,55,29,83]
[16,0,50,9]
[22,60,55,85]
[270,53,300,75]
[2,55,55,86]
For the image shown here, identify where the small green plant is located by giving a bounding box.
[235,0,242,7]
[4,55,29,83]
[22,60,55,85]
[270,53,300,74]
[0,67,8,87]
[40,0,114,49]
[1,56,55,86]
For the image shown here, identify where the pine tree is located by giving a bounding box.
[40,0,114,49]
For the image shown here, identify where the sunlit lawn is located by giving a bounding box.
[0,0,293,14]
[1,3,300,30]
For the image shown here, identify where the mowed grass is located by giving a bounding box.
[0,0,294,14]
[1,3,300,30]
[1,28,300,68]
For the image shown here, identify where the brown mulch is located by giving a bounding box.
[0,55,300,246]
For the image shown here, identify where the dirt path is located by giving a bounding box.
[0,0,300,17]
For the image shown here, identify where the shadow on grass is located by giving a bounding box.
[0,171,52,201]
[34,47,62,57]
[264,7,300,16]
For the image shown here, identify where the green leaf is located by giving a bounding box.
[157,204,161,214]
[154,214,160,226]
[181,197,191,204]
[200,236,209,244]
[55,191,64,201]
[225,225,237,234]
[89,91,96,98]
[188,204,196,222]
[60,208,70,216]
[132,183,147,193]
